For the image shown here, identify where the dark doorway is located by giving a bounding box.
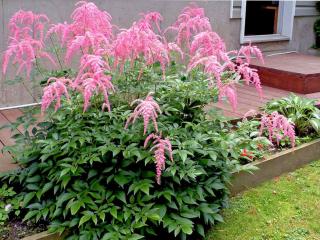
[245,1,279,36]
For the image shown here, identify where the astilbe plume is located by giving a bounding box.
[65,31,110,62]
[9,10,49,41]
[185,13,264,111]
[3,10,56,77]
[46,22,72,44]
[166,4,212,48]
[70,1,112,37]
[112,12,171,75]
[218,84,238,111]
[237,63,262,96]
[47,1,113,62]
[236,42,264,64]
[74,54,114,112]
[144,133,173,184]
[125,93,161,135]
[260,111,296,147]
[141,11,163,33]
[41,77,71,113]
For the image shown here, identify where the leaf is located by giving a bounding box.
[70,201,83,215]
[114,174,130,187]
[129,234,144,240]
[23,192,35,207]
[115,191,126,203]
[23,210,38,221]
[41,182,53,196]
[181,224,193,235]
[79,215,91,227]
[110,206,117,219]
[196,224,205,237]
[213,213,224,222]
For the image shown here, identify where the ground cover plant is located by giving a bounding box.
[207,160,320,240]
[1,2,297,239]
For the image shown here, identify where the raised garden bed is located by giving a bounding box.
[230,138,320,195]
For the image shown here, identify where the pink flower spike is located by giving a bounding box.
[41,77,71,113]
[237,42,264,64]
[70,1,113,37]
[260,111,296,148]
[166,4,211,48]
[237,63,263,97]
[125,93,161,134]
[219,84,238,112]
[144,133,173,184]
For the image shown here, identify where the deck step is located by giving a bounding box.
[250,53,320,94]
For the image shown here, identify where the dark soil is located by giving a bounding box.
[0,219,47,240]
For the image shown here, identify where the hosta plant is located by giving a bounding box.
[263,94,320,137]
[1,2,289,239]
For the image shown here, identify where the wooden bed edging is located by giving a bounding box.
[21,231,61,240]
[230,138,320,195]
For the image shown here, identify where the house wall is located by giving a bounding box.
[0,0,318,107]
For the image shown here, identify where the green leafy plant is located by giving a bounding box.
[0,184,22,226]
[263,94,320,137]
[3,92,248,240]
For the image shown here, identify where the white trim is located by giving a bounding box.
[242,34,290,44]
[230,0,234,18]
[240,0,296,44]
[0,102,41,111]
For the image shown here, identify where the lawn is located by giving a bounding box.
[207,160,320,240]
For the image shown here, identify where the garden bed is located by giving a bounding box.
[13,138,319,240]
[230,138,320,195]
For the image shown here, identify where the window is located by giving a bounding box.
[240,0,296,44]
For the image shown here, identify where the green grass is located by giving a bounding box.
[207,160,320,240]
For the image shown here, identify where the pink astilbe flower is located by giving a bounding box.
[76,54,110,82]
[237,63,262,96]
[218,84,238,111]
[188,55,222,84]
[190,31,226,59]
[41,77,71,113]
[46,22,72,44]
[144,133,173,184]
[3,10,56,77]
[9,10,49,42]
[260,111,296,147]
[75,72,114,112]
[166,4,212,48]
[112,16,170,75]
[65,31,110,62]
[141,12,163,33]
[167,42,184,59]
[70,1,112,37]
[125,93,161,134]
[2,38,55,77]
[236,42,264,64]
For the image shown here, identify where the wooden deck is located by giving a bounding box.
[1,84,320,170]
[210,84,320,118]
[251,53,320,94]
[0,108,24,172]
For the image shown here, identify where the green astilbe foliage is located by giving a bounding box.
[263,94,320,137]
[1,75,262,239]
